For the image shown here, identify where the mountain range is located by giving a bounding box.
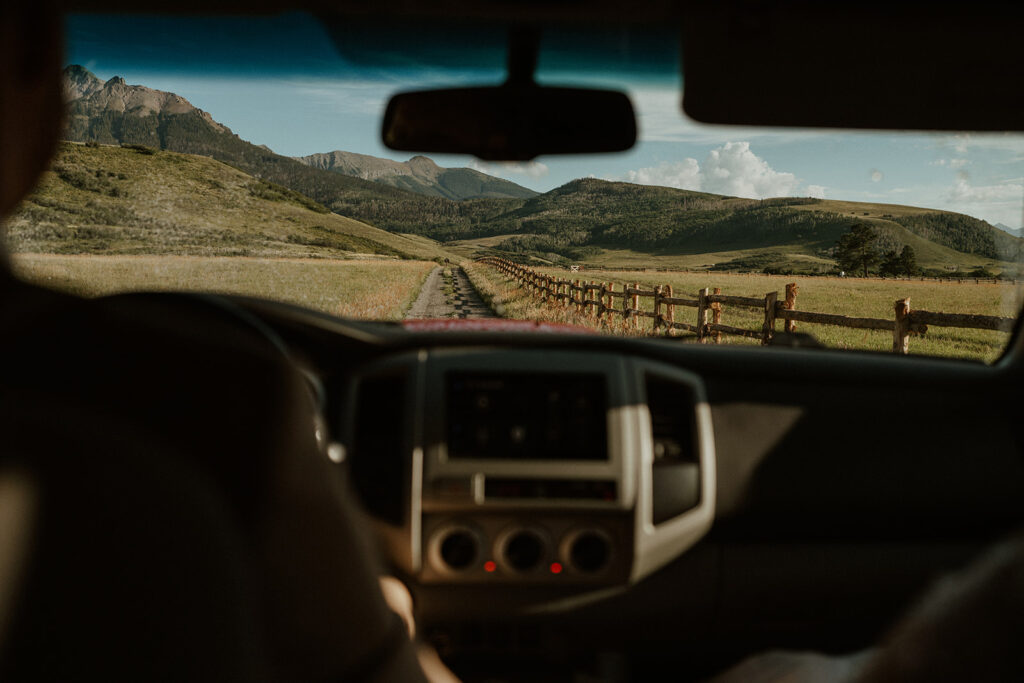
[294,150,537,200]
[62,66,534,202]
[50,65,1024,272]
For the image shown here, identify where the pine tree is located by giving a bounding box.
[835,223,882,277]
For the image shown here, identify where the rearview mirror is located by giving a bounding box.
[382,85,637,161]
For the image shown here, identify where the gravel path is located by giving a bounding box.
[405,266,495,319]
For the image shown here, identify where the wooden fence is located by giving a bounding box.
[561,263,1021,285]
[479,257,1017,354]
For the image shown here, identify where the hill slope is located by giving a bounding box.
[6,142,450,261]
[295,150,538,200]
[439,179,1023,270]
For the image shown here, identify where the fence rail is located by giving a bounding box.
[557,263,1021,285]
[479,257,1017,354]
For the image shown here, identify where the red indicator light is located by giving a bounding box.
[484,561,497,573]
[550,562,563,574]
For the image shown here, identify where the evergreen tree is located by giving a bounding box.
[879,250,902,276]
[835,223,882,277]
[898,245,918,275]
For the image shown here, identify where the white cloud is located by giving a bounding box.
[624,159,700,191]
[702,142,798,198]
[870,169,884,183]
[948,174,1023,203]
[620,141,804,199]
[936,173,1024,228]
[468,160,550,179]
[806,185,827,199]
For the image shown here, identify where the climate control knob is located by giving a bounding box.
[502,529,545,572]
[438,528,478,570]
[568,530,611,573]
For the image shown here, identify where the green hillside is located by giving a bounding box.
[440,179,1022,273]
[5,142,450,261]
[379,167,538,200]
[63,103,513,235]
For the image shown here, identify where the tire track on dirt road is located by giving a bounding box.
[405,266,496,320]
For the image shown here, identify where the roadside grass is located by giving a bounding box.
[463,261,647,334]
[476,264,1022,362]
[12,254,436,321]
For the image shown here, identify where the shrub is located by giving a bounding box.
[120,143,157,155]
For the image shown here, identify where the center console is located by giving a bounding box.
[343,348,715,594]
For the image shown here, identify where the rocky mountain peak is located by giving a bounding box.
[61,65,226,133]
[62,64,104,102]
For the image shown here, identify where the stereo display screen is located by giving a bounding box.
[446,373,608,460]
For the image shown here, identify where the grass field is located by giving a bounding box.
[12,254,436,321]
[468,263,1023,362]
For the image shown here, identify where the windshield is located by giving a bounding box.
[6,13,1023,362]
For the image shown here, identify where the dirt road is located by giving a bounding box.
[405,266,495,319]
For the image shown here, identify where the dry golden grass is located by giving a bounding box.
[12,254,436,321]
[475,263,1023,362]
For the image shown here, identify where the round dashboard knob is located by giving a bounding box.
[569,530,611,573]
[439,529,478,570]
[503,529,545,572]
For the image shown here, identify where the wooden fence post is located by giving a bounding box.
[712,287,722,344]
[784,283,798,333]
[631,283,640,330]
[622,282,630,325]
[588,280,597,317]
[605,282,615,325]
[665,284,675,335]
[894,298,911,354]
[653,285,663,332]
[597,282,607,321]
[697,288,710,342]
[762,291,778,345]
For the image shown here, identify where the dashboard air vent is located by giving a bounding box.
[645,374,701,524]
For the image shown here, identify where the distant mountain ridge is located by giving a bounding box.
[61,66,533,203]
[995,222,1023,237]
[295,150,538,201]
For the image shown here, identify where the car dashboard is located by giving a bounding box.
[231,295,1024,677]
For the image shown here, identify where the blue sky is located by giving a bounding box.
[66,14,1024,229]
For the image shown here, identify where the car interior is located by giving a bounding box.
[2,1,1024,682]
